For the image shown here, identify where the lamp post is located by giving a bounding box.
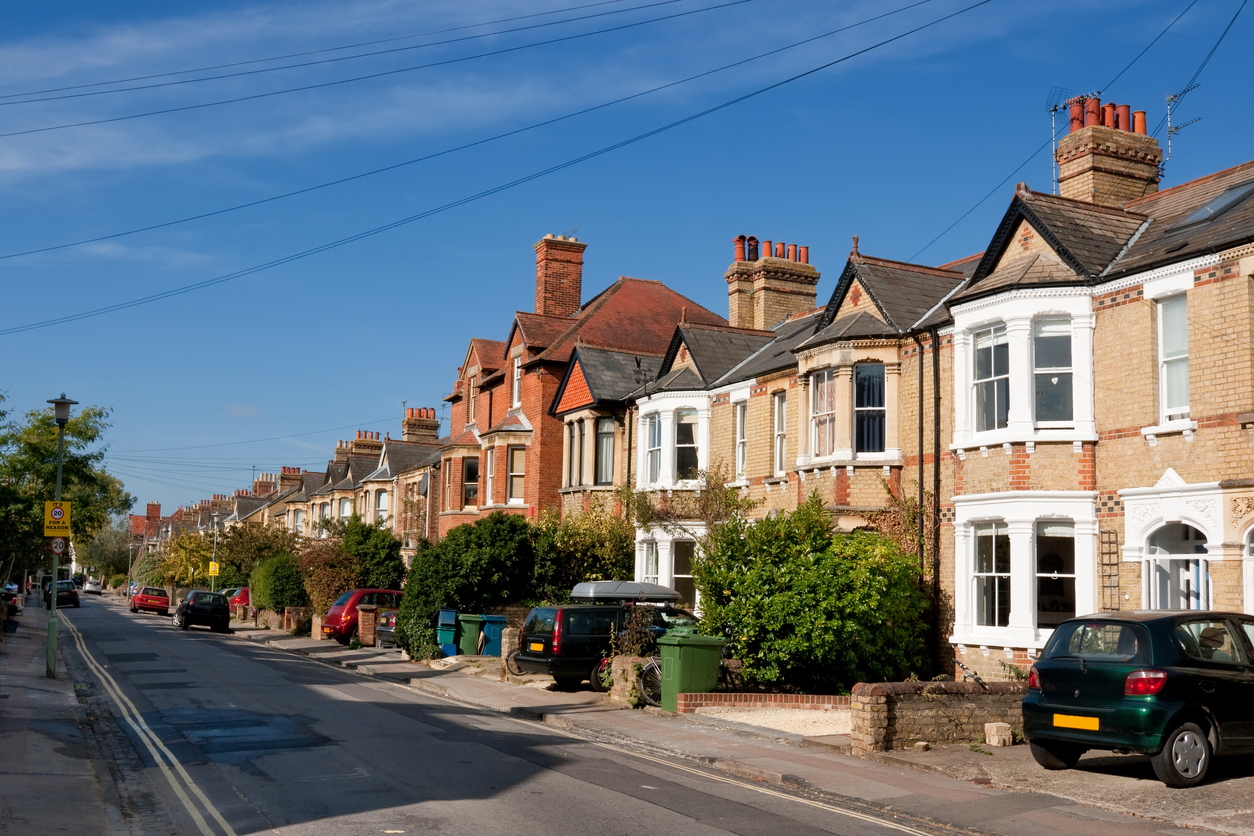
[46,393,78,679]
[210,511,220,593]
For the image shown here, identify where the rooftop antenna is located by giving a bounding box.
[1046,87,1073,195]
[1163,84,1201,173]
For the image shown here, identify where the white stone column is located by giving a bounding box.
[1007,519,1036,632]
[1005,318,1034,436]
[884,361,902,457]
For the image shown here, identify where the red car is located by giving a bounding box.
[321,589,402,644]
[130,586,170,616]
[228,587,249,609]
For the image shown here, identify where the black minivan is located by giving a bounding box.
[510,584,696,690]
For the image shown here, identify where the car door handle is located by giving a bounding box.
[1199,682,1216,694]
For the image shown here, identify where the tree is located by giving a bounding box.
[131,551,164,587]
[250,554,307,612]
[533,508,635,601]
[336,515,405,590]
[79,514,133,579]
[0,397,134,583]
[696,494,929,692]
[216,524,299,590]
[160,530,213,588]
[298,536,360,616]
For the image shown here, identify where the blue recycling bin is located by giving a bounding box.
[437,609,458,656]
[480,615,507,657]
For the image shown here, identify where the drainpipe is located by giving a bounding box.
[930,325,943,671]
[910,332,926,573]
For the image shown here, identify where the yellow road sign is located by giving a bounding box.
[209,562,220,577]
[44,501,72,536]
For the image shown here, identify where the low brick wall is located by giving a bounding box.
[609,655,650,706]
[850,681,1026,752]
[675,692,850,714]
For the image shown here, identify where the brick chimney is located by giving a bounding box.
[725,235,820,329]
[146,501,161,523]
[402,407,440,443]
[534,234,587,318]
[348,430,384,458]
[253,473,277,496]
[1055,97,1161,208]
[279,466,302,490]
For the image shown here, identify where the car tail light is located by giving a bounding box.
[1125,670,1168,696]
[1027,665,1040,690]
[552,609,563,655]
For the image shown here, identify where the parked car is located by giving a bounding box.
[228,587,249,609]
[376,609,399,648]
[83,579,103,595]
[220,587,240,602]
[130,587,170,616]
[321,589,402,644]
[511,602,697,690]
[1023,610,1254,787]
[44,579,80,609]
[172,590,231,632]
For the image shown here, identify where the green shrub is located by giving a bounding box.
[696,494,929,692]
[532,508,635,601]
[108,573,127,590]
[250,553,308,612]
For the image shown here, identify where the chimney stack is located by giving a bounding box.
[725,234,820,329]
[534,234,588,318]
[402,407,440,443]
[1056,96,1161,207]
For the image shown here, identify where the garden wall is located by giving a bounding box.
[849,681,1026,752]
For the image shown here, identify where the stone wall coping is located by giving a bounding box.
[852,681,1027,697]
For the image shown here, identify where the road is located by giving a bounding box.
[59,595,968,836]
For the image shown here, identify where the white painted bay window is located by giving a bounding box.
[974,522,1010,627]
[853,363,885,453]
[645,414,661,482]
[811,368,837,457]
[674,409,699,480]
[974,325,1009,432]
[1033,319,1072,425]
[595,417,615,485]
[507,446,526,504]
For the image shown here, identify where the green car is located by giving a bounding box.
[1023,611,1254,787]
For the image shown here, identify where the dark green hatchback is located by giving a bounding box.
[1024,610,1254,787]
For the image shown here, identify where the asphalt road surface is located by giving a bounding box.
[59,596,967,836]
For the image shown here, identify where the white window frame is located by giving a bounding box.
[642,541,658,585]
[1158,294,1189,423]
[595,417,615,486]
[293,508,305,536]
[772,391,787,476]
[1032,318,1073,427]
[973,324,1009,433]
[375,489,388,521]
[485,448,495,504]
[507,446,526,505]
[338,497,352,520]
[645,413,661,483]
[853,362,886,454]
[674,408,699,481]
[733,401,748,481]
[810,368,837,459]
[974,522,1010,628]
[511,356,522,408]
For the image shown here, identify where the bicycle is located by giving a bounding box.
[954,657,986,687]
[636,655,663,706]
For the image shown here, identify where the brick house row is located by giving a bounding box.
[149,95,1254,677]
[625,97,1254,676]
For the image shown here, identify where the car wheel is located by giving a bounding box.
[178,615,190,630]
[589,658,612,692]
[1153,722,1211,787]
[213,619,230,633]
[553,676,583,691]
[504,652,526,677]
[1029,741,1085,770]
[334,633,350,645]
[130,605,138,613]
[73,601,80,608]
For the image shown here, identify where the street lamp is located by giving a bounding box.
[210,511,220,593]
[46,393,78,679]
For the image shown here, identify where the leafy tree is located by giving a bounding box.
[0,397,134,582]
[298,536,360,616]
[394,512,535,657]
[80,515,133,579]
[336,515,405,590]
[131,550,164,587]
[533,508,635,601]
[160,530,213,587]
[250,553,307,612]
[216,524,299,590]
[696,494,929,692]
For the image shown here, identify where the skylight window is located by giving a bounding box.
[1170,180,1254,230]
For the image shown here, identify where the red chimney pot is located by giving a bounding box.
[1069,100,1084,133]
[734,235,746,261]
[1115,104,1131,131]
[1133,110,1147,134]
[787,243,797,261]
[1084,97,1101,127]
[798,245,809,264]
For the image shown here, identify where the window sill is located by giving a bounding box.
[952,427,1097,451]
[1141,419,1196,446]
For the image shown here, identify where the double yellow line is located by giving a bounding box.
[61,613,238,836]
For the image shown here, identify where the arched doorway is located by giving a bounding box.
[1146,523,1209,610]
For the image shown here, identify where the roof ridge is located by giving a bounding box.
[1125,157,1254,208]
[854,253,965,279]
[935,251,984,270]
[1021,186,1148,219]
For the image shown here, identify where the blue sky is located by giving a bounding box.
[1,0,1249,515]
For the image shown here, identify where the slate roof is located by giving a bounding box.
[714,309,824,386]
[936,252,984,279]
[963,252,1078,296]
[565,346,663,404]
[632,365,705,396]
[663,324,775,385]
[1111,158,1254,277]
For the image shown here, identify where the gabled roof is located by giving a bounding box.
[819,251,964,333]
[552,346,662,414]
[960,186,1146,301]
[1111,158,1254,277]
[632,365,705,397]
[511,313,571,354]
[658,323,774,386]
[531,277,726,366]
[936,252,984,279]
[467,338,506,372]
[798,310,900,350]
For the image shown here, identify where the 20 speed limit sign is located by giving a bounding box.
[50,537,67,555]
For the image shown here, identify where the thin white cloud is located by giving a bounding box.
[77,241,215,268]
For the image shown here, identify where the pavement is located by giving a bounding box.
[5,592,1254,836]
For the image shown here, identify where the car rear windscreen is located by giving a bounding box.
[523,608,557,635]
[1045,621,1148,663]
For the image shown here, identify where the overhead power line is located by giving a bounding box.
[0,0,939,262]
[110,417,400,453]
[0,0,996,337]
[0,0,695,106]
[0,0,636,100]
[0,0,753,140]
[1149,0,1247,137]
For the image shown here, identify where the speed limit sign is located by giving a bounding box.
[50,537,67,555]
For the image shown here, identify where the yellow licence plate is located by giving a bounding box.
[1053,714,1099,731]
[529,642,545,652]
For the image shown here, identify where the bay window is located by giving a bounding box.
[974,325,1009,432]
[645,414,661,482]
[854,363,885,453]
[462,457,479,508]
[1035,521,1075,627]
[507,446,526,504]
[1033,319,1073,424]
[595,417,615,485]
[811,368,837,458]
[675,409,698,480]
[974,522,1010,627]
